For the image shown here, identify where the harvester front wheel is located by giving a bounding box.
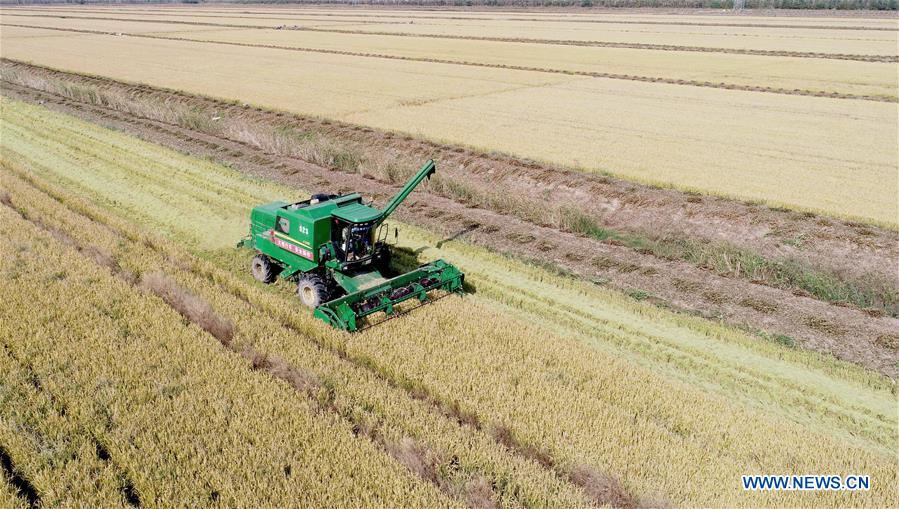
[251,254,277,284]
[297,274,329,308]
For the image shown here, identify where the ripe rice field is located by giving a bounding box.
[4,17,898,99]
[1,6,897,225]
[2,96,898,507]
[5,7,899,54]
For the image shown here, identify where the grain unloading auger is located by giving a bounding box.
[238,160,464,331]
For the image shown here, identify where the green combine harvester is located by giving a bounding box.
[238,159,464,331]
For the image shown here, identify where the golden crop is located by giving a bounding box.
[0,136,600,508]
[0,473,30,509]
[5,6,897,54]
[1,97,896,507]
[0,348,129,507]
[0,204,462,507]
[6,16,896,99]
[1,22,896,226]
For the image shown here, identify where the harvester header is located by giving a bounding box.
[238,160,464,331]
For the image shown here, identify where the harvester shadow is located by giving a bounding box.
[392,243,476,295]
[436,223,480,249]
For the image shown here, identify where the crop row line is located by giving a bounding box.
[8,7,897,31]
[0,201,143,508]
[2,165,642,508]
[294,26,899,63]
[3,13,895,62]
[4,22,892,103]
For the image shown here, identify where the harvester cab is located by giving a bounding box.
[238,159,464,331]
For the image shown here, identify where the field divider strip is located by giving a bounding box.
[3,13,895,63]
[3,22,893,103]
[5,8,896,31]
[2,160,643,509]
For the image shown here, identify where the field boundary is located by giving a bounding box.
[293,26,899,63]
[3,12,896,63]
[3,22,895,103]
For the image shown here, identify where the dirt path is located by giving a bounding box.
[3,76,896,377]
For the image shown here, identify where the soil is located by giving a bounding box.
[2,70,897,377]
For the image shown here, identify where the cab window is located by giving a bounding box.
[277,217,290,234]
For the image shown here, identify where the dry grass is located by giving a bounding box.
[386,437,499,509]
[739,296,779,314]
[386,437,437,484]
[460,475,496,509]
[244,349,321,395]
[803,315,846,336]
[141,271,235,344]
[83,245,120,273]
[569,464,639,509]
[873,333,899,351]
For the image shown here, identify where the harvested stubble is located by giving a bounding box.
[1,97,897,508]
[13,7,894,28]
[1,25,896,225]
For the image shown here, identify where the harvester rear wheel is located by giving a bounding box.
[251,254,277,284]
[297,274,329,308]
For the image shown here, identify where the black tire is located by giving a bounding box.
[251,254,277,284]
[297,274,330,308]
